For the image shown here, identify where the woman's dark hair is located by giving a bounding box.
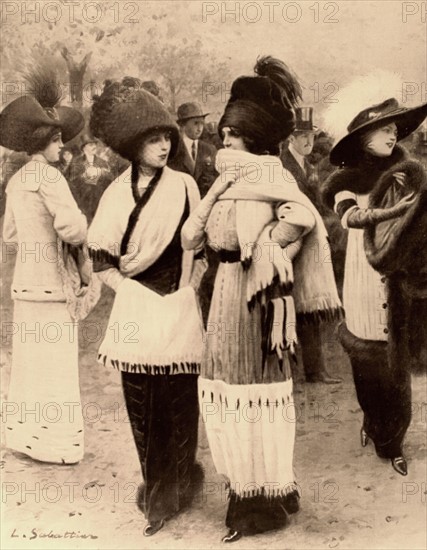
[126,127,174,164]
[25,125,59,155]
[220,126,279,156]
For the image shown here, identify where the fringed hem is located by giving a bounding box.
[227,481,300,500]
[98,354,200,375]
[297,306,344,325]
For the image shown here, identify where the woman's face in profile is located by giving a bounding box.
[43,132,63,163]
[363,122,398,157]
[222,126,248,151]
[138,130,172,169]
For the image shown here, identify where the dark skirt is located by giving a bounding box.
[339,323,412,458]
[121,372,202,522]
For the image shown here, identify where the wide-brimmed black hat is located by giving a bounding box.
[90,77,179,161]
[330,98,427,166]
[0,95,84,152]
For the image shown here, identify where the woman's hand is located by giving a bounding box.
[388,191,417,216]
[393,172,406,186]
[208,175,235,199]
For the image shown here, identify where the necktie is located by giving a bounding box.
[191,140,197,161]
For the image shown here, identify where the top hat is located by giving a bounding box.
[176,102,209,122]
[330,98,427,165]
[294,107,318,132]
[0,95,84,152]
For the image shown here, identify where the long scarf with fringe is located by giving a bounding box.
[215,149,342,322]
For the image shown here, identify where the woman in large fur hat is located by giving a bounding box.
[87,77,207,536]
[323,94,427,476]
[0,67,91,463]
[181,57,342,542]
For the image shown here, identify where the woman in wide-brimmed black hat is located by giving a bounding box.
[87,77,207,536]
[323,97,427,476]
[0,66,98,464]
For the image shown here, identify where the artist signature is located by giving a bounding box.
[11,528,98,540]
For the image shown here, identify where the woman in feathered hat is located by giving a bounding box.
[87,77,207,536]
[323,94,427,476]
[0,67,93,464]
[182,57,342,542]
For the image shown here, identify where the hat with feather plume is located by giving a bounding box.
[0,65,84,152]
[218,55,302,153]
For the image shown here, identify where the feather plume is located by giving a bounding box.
[322,70,403,144]
[254,55,302,110]
[23,64,62,108]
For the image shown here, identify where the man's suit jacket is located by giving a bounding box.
[169,137,218,197]
[281,147,323,212]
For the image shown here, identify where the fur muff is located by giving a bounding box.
[364,158,427,275]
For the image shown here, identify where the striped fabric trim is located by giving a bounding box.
[98,354,200,375]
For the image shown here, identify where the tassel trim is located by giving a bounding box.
[98,354,200,375]
[226,481,301,500]
[199,388,294,410]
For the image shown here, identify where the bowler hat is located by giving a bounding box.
[80,133,98,150]
[330,98,427,166]
[294,107,318,132]
[177,102,209,123]
[0,95,84,152]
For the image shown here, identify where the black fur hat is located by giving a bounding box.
[90,77,179,161]
[218,56,302,154]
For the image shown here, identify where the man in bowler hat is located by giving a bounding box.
[282,107,341,384]
[168,102,218,197]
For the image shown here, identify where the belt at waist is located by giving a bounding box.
[215,249,241,263]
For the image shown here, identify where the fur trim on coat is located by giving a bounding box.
[321,145,407,210]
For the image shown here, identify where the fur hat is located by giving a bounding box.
[218,56,302,154]
[90,77,179,161]
[330,98,427,166]
[0,66,84,153]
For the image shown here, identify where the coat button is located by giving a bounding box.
[383,328,389,334]
[382,303,387,309]
[381,277,386,283]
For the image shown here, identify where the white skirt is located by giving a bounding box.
[199,377,299,498]
[5,300,84,464]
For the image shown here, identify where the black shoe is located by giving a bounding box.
[222,530,242,543]
[360,427,369,447]
[306,372,342,384]
[143,519,165,537]
[391,456,408,476]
